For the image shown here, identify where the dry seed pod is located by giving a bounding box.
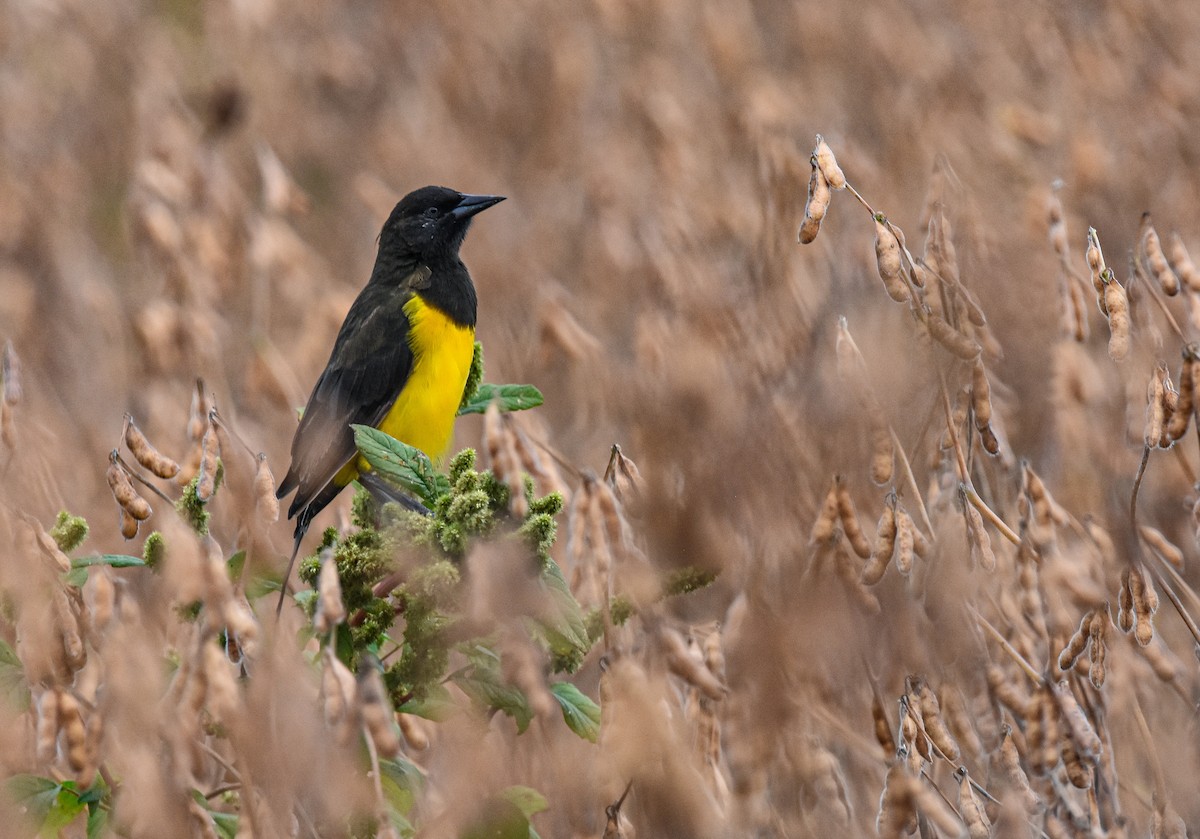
[53,587,86,673]
[957,772,990,839]
[322,648,358,742]
[907,512,930,557]
[188,379,209,442]
[314,551,346,634]
[119,508,139,540]
[940,685,983,760]
[1058,610,1094,672]
[862,503,897,585]
[810,480,840,546]
[1145,366,1167,447]
[1143,217,1179,296]
[36,689,60,763]
[1168,232,1200,292]
[908,775,963,836]
[1129,565,1158,646]
[1088,609,1108,688]
[915,681,959,761]
[876,762,917,838]
[196,420,221,502]
[893,510,915,576]
[1047,191,1068,262]
[873,215,910,303]
[1061,739,1092,789]
[661,627,726,701]
[1102,270,1130,361]
[835,478,872,558]
[986,665,1029,717]
[1086,227,1107,306]
[806,159,831,223]
[798,214,821,246]
[813,135,846,189]
[964,501,996,571]
[124,414,180,479]
[1053,682,1101,758]
[254,453,279,521]
[998,725,1040,813]
[869,419,894,486]
[358,662,401,758]
[871,692,896,757]
[1140,525,1184,569]
[1117,568,1135,633]
[106,452,152,520]
[57,691,88,773]
[397,713,429,751]
[1168,350,1196,441]
[970,358,992,431]
[925,308,981,360]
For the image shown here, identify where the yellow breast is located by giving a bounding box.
[370,294,475,465]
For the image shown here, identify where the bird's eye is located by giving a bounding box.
[423,207,440,219]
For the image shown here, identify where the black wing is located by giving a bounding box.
[277,281,417,520]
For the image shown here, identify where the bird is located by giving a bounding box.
[275,185,505,614]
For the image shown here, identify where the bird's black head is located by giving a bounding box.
[379,186,505,264]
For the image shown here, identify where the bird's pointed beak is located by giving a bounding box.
[451,193,506,220]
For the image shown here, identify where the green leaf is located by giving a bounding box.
[353,425,450,506]
[397,683,456,722]
[380,756,423,817]
[64,567,88,588]
[532,559,591,669]
[457,383,544,416]
[71,554,147,569]
[500,786,548,818]
[226,550,246,583]
[461,798,533,839]
[190,790,238,839]
[451,658,533,734]
[549,682,601,743]
[86,804,107,839]
[0,638,26,709]
[6,775,86,837]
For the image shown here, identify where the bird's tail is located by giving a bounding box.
[275,517,311,619]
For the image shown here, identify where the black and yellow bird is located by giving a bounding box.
[275,186,504,612]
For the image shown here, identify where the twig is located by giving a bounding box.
[1130,445,1151,529]
[972,609,1043,684]
[962,484,1020,546]
[891,428,934,539]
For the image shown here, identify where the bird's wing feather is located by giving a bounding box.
[279,282,417,516]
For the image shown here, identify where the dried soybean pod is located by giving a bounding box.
[119,509,139,540]
[894,510,915,575]
[810,480,840,546]
[871,691,896,757]
[106,451,151,521]
[813,135,846,189]
[836,477,872,559]
[1168,233,1200,292]
[254,453,279,521]
[1130,565,1158,646]
[957,770,990,839]
[925,308,981,360]
[798,214,821,245]
[196,418,220,502]
[1086,227,1107,307]
[187,379,209,442]
[862,503,897,585]
[870,419,894,486]
[1088,608,1108,688]
[807,160,831,223]
[1142,215,1179,296]
[964,501,996,571]
[1139,525,1184,569]
[36,689,60,762]
[873,215,910,303]
[124,414,180,479]
[1117,568,1135,633]
[358,661,401,758]
[979,424,1000,456]
[1102,269,1130,361]
[1145,365,1167,447]
[1047,191,1068,263]
[58,691,88,773]
[915,681,959,761]
[1168,348,1196,441]
[1058,610,1094,672]
[970,358,992,431]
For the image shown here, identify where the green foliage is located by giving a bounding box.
[461,787,547,839]
[6,774,108,838]
[51,511,89,553]
[175,475,211,535]
[386,562,459,704]
[0,638,28,709]
[452,645,533,733]
[550,682,601,743]
[457,383,545,416]
[353,425,450,508]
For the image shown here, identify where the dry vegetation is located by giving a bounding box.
[1,0,1200,836]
